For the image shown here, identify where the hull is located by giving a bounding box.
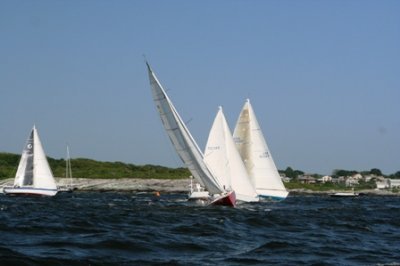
[58,186,76,193]
[330,192,359,197]
[188,191,210,201]
[257,189,289,201]
[3,187,58,197]
[210,191,236,207]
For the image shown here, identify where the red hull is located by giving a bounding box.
[210,191,236,207]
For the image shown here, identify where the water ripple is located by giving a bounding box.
[1,193,400,265]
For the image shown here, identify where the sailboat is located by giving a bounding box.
[188,176,210,201]
[146,62,236,206]
[3,125,58,196]
[204,107,259,203]
[233,99,289,200]
[58,145,75,193]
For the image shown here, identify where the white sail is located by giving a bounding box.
[204,107,259,202]
[233,99,288,200]
[5,125,58,196]
[32,126,57,190]
[14,129,34,187]
[146,62,223,195]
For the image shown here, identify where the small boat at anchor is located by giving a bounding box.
[330,189,359,197]
[58,145,76,193]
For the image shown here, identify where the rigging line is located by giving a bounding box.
[185,118,193,125]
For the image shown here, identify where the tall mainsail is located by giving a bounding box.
[14,125,57,190]
[204,107,259,202]
[233,99,288,199]
[146,62,223,195]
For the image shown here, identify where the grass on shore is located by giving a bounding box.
[0,152,190,180]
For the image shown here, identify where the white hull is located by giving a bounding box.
[188,191,210,201]
[330,192,359,197]
[3,186,58,197]
[257,189,289,201]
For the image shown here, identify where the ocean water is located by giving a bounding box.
[0,192,399,266]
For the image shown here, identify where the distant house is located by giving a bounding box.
[376,180,389,189]
[319,175,332,183]
[346,177,359,187]
[389,179,400,188]
[298,175,316,184]
[331,177,340,184]
[375,175,386,182]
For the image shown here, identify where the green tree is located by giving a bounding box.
[369,168,382,176]
[284,167,295,178]
[390,171,400,179]
[282,167,304,179]
[332,169,358,177]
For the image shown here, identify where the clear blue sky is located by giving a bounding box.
[1,0,399,175]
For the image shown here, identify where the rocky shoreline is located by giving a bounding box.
[0,178,398,196]
[0,178,191,193]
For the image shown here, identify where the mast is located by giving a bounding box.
[66,144,73,187]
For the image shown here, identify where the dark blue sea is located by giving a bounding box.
[0,192,399,266]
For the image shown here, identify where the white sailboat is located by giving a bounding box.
[330,188,359,197]
[188,176,209,201]
[58,145,75,193]
[204,107,259,202]
[146,62,235,206]
[233,99,288,200]
[66,145,73,190]
[3,125,58,197]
